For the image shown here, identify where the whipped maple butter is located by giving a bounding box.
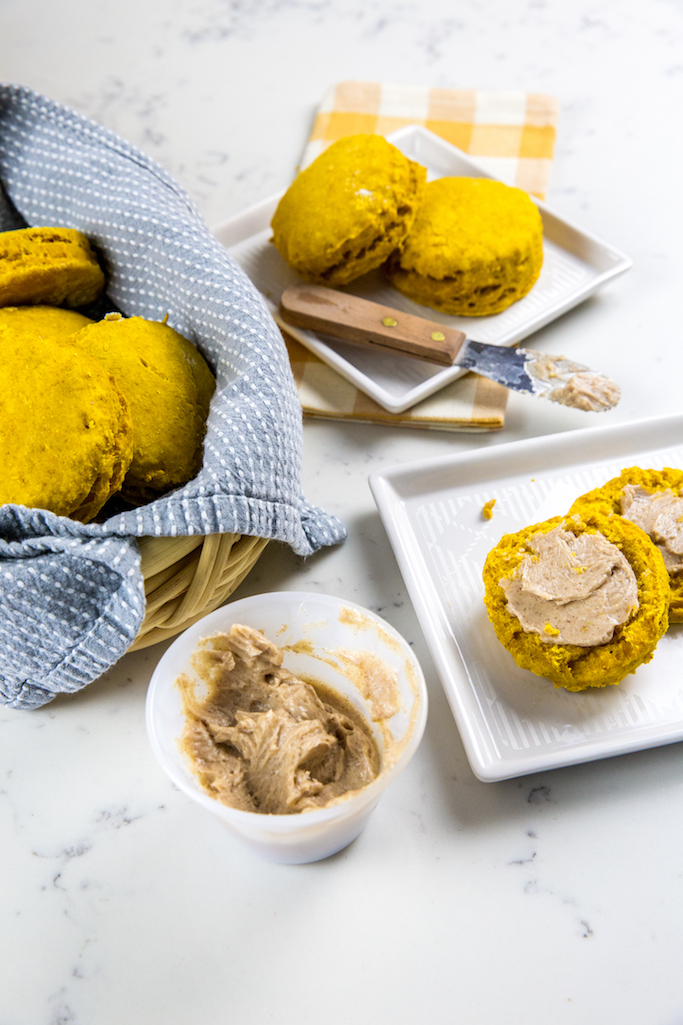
[549,372,621,412]
[620,485,683,574]
[500,524,639,646]
[484,509,670,690]
[176,624,381,815]
[526,354,621,412]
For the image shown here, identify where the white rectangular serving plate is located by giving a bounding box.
[369,414,683,781]
[212,125,632,414]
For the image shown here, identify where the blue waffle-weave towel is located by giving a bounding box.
[0,84,346,710]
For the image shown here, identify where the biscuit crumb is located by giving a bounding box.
[482,499,496,520]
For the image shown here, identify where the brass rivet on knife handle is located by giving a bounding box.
[279,283,467,366]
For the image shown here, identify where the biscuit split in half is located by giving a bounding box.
[483,513,669,690]
[569,467,683,623]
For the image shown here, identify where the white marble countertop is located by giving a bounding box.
[2,1,683,1022]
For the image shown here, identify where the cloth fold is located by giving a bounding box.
[0,83,345,710]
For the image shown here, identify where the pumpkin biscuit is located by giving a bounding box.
[71,314,216,503]
[569,467,683,623]
[0,304,93,341]
[0,331,133,522]
[384,177,543,316]
[0,226,105,308]
[483,512,669,690]
[271,134,426,287]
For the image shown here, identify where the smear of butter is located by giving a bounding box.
[328,648,403,721]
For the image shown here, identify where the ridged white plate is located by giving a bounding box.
[212,125,632,414]
[370,414,683,781]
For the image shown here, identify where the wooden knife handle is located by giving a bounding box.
[279,284,467,366]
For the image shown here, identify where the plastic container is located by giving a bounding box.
[145,591,428,863]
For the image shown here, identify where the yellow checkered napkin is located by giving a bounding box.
[283,333,508,432]
[291,81,559,431]
[304,82,558,197]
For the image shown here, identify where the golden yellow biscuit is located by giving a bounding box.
[0,331,133,522]
[384,177,543,315]
[71,314,216,503]
[271,134,426,287]
[0,227,105,308]
[0,304,93,341]
[569,467,683,623]
[483,513,669,690]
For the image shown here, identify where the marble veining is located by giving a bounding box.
[3,0,683,1022]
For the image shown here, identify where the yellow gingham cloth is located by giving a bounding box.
[283,332,508,431]
[286,81,559,432]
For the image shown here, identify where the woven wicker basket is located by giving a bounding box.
[129,532,268,650]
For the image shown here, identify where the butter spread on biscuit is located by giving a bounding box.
[620,484,683,574]
[176,625,380,814]
[500,525,639,646]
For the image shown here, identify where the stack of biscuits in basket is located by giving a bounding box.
[0,226,215,522]
[482,468,683,692]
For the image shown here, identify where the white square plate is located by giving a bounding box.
[369,414,683,781]
[212,125,632,414]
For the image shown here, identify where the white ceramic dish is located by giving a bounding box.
[369,414,683,782]
[146,591,427,863]
[212,124,632,414]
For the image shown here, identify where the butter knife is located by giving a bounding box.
[279,284,620,412]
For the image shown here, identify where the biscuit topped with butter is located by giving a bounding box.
[271,134,426,287]
[569,467,683,623]
[499,524,639,648]
[384,176,543,316]
[483,512,669,690]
